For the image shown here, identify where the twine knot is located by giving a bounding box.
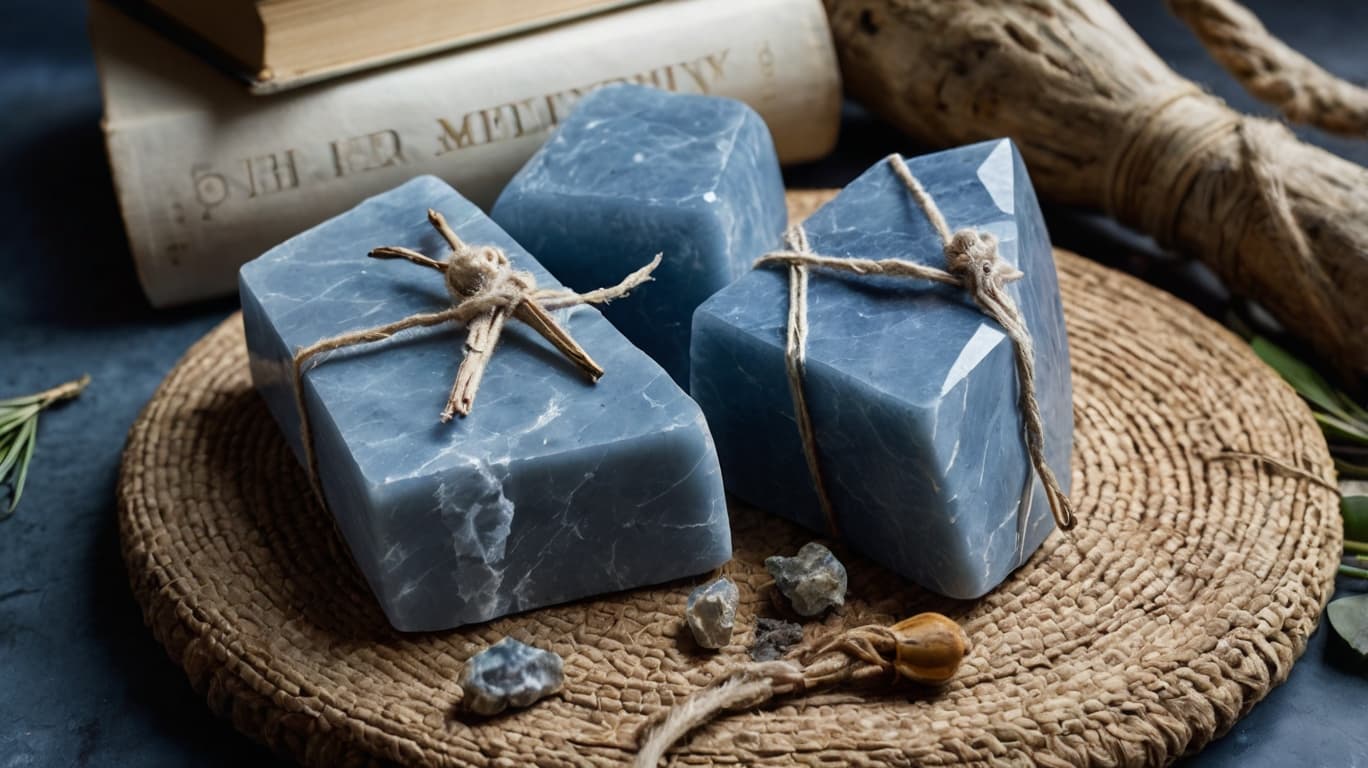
[755,154,1075,535]
[943,229,1022,291]
[290,207,660,502]
[443,241,536,323]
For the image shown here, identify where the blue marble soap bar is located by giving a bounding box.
[492,83,787,387]
[239,176,731,632]
[691,140,1072,599]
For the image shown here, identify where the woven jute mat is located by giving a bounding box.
[118,190,1341,767]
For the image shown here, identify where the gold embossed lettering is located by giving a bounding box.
[435,115,481,154]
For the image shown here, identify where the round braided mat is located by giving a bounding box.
[118,191,1341,767]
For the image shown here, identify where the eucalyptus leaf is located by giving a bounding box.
[1252,337,1352,419]
[1338,392,1368,424]
[1343,496,1368,542]
[1327,594,1368,658]
[1315,413,1368,445]
[1335,459,1368,480]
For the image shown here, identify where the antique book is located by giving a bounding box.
[127,0,653,93]
[91,0,841,307]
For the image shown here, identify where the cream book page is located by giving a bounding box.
[93,0,841,307]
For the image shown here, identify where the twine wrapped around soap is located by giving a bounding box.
[755,154,1074,536]
[291,208,660,500]
[635,612,970,767]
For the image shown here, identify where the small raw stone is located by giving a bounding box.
[685,577,740,649]
[765,541,848,616]
[459,638,564,716]
[750,617,805,661]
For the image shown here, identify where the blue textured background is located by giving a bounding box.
[1,1,1365,765]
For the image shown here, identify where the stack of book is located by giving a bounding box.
[91,0,843,307]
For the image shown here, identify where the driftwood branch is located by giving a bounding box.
[825,0,1368,382]
[1169,0,1368,137]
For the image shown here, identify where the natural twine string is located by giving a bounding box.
[634,613,970,767]
[291,208,660,501]
[1203,450,1340,493]
[755,154,1075,535]
[1104,86,1352,377]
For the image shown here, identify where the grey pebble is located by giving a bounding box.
[459,637,564,716]
[765,541,848,616]
[685,577,739,649]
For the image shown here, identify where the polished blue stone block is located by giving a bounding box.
[492,83,787,387]
[239,175,731,631]
[690,140,1072,599]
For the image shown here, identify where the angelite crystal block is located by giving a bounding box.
[691,140,1072,599]
[239,175,731,632]
[492,83,787,387]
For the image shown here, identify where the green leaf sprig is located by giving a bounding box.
[1327,594,1368,659]
[1251,337,1368,660]
[0,374,89,519]
[1252,337,1368,480]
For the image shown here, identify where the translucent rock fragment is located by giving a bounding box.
[765,542,847,617]
[685,577,740,649]
[459,638,564,716]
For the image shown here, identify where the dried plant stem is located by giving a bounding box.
[635,614,969,766]
[445,308,509,422]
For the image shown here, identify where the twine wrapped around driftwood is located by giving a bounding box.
[634,612,970,767]
[291,208,660,499]
[825,0,1368,383]
[755,154,1074,534]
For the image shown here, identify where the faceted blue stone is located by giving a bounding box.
[492,83,787,387]
[239,175,731,631]
[690,140,1072,599]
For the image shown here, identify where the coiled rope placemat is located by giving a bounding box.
[117,190,1340,767]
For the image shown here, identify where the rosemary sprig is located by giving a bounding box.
[0,375,89,519]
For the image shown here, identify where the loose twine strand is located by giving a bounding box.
[291,208,660,502]
[635,615,969,767]
[1169,0,1368,137]
[754,154,1075,534]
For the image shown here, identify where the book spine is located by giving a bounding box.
[99,0,841,307]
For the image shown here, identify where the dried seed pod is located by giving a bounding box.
[889,612,970,684]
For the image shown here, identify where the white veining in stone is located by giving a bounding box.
[239,176,732,631]
[492,84,787,387]
[692,140,1072,599]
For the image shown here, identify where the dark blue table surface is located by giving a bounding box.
[2,1,1365,766]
